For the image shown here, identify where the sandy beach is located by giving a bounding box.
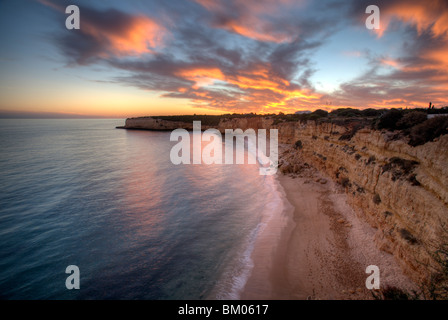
[242,164,416,300]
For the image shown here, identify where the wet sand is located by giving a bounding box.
[242,166,415,300]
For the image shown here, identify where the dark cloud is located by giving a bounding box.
[42,0,166,65]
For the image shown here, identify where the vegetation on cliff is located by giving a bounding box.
[135,113,265,126]
[275,107,448,146]
[136,106,448,147]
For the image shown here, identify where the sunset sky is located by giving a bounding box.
[0,0,447,118]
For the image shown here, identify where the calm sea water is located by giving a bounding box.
[0,119,283,300]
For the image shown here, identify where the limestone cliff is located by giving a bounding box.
[123,117,197,130]
[122,116,274,133]
[277,120,448,284]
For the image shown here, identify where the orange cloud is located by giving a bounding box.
[381,58,401,69]
[176,68,225,89]
[195,0,297,42]
[221,21,291,43]
[379,0,448,38]
[172,64,321,113]
[83,16,165,57]
[423,44,448,71]
[39,0,166,58]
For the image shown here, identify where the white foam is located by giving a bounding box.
[214,223,262,300]
[211,135,293,300]
[213,172,292,300]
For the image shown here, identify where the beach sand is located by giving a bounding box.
[241,165,415,300]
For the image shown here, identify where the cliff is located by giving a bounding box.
[122,117,198,130]
[277,120,448,284]
[121,116,448,284]
[121,116,274,132]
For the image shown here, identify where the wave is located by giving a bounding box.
[212,163,291,299]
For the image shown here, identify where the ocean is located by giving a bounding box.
[0,119,286,300]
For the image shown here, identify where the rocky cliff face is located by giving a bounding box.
[123,116,448,282]
[277,120,448,283]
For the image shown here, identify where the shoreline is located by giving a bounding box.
[239,173,295,299]
[242,163,416,300]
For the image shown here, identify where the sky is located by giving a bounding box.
[0,0,447,118]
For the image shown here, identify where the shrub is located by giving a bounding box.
[399,228,419,245]
[338,124,363,141]
[316,153,327,161]
[361,108,384,117]
[428,106,448,114]
[272,118,284,125]
[408,174,421,186]
[372,286,412,300]
[409,116,448,146]
[373,193,381,204]
[381,157,419,179]
[294,140,303,150]
[375,109,404,130]
[311,109,329,118]
[151,115,223,126]
[340,177,351,188]
[396,111,427,130]
[330,108,362,118]
[425,234,448,299]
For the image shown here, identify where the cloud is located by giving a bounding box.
[347,0,448,37]
[40,0,166,64]
[80,12,165,57]
[328,49,448,109]
[100,2,326,113]
[193,0,300,43]
[327,0,448,108]
[39,0,448,113]
[110,51,322,113]
[380,0,448,38]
